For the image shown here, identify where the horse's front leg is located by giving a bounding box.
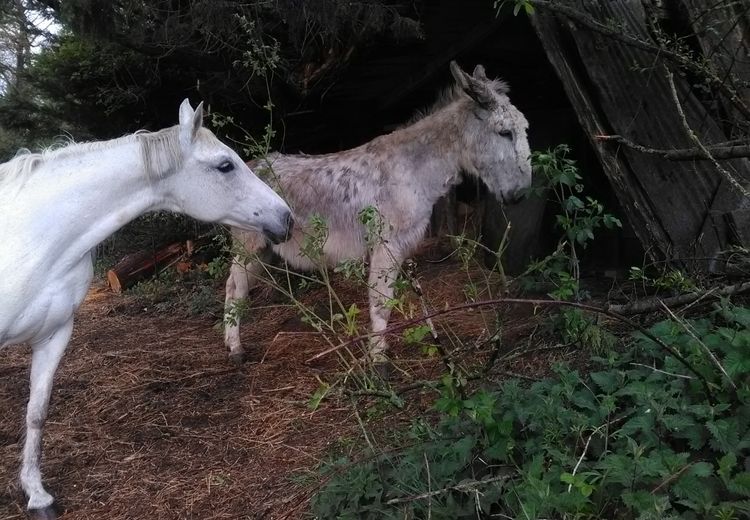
[367,244,405,369]
[21,319,74,519]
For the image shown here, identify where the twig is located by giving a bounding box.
[567,433,594,493]
[385,474,512,505]
[497,341,575,364]
[352,398,375,451]
[651,463,694,494]
[345,379,440,400]
[567,414,632,492]
[660,302,736,390]
[424,453,432,520]
[494,370,540,382]
[629,362,692,380]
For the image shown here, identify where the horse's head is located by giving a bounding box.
[451,62,531,205]
[163,99,293,243]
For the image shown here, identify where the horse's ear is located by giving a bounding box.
[178,98,203,150]
[450,61,496,110]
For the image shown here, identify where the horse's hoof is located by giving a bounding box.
[28,505,58,520]
[228,351,246,365]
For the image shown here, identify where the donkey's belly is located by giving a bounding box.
[272,230,367,271]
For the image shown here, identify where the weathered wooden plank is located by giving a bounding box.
[725,209,750,247]
[530,0,749,265]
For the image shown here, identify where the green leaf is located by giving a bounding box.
[590,370,619,393]
[403,324,431,345]
[729,472,750,497]
[308,382,331,411]
[707,419,741,454]
[718,453,738,481]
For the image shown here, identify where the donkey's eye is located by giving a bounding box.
[498,130,512,138]
[217,161,235,173]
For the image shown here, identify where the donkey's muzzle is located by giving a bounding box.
[504,189,525,205]
[264,210,294,244]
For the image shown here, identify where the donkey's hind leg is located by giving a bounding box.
[20,319,74,518]
[224,231,271,364]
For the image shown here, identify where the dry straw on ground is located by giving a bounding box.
[0,252,571,519]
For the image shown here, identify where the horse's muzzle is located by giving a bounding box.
[264,211,294,244]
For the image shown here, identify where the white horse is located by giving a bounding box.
[224,62,532,366]
[0,100,292,518]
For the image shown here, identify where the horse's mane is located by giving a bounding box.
[0,126,186,189]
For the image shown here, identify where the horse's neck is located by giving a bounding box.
[14,140,160,264]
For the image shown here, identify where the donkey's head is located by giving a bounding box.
[451,62,531,204]
[161,99,293,243]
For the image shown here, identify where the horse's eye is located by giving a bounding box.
[498,130,512,138]
[217,161,235,173]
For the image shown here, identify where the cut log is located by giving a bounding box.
[106,242,185,293]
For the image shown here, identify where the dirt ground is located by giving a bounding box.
[0,256,578,519]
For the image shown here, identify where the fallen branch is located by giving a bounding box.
[607,280,750,314]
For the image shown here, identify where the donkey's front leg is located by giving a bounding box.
[21,319,74,519]
[367,244,405,368]
[224,259,253,365]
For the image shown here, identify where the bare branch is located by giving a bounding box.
[595,134,750,161]
[665,67,750,199]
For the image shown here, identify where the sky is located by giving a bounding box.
[0,4,60,94]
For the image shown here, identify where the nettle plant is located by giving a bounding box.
[522,144,621,351]
[312,300,750,519]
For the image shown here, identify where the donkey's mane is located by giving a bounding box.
[410,78,510,124]
[0,126,186,189]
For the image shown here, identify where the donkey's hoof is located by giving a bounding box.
[228,351,246,365]
[29,505,58,520]
[373,361,393,380]
[370,355,394,380]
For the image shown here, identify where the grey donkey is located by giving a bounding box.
[224,61,532,368]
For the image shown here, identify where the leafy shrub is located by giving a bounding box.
[312,301,750,519]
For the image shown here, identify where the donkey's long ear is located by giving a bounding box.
[450,61,496,110]
[178,99,204,151]
[472,64,488,81]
